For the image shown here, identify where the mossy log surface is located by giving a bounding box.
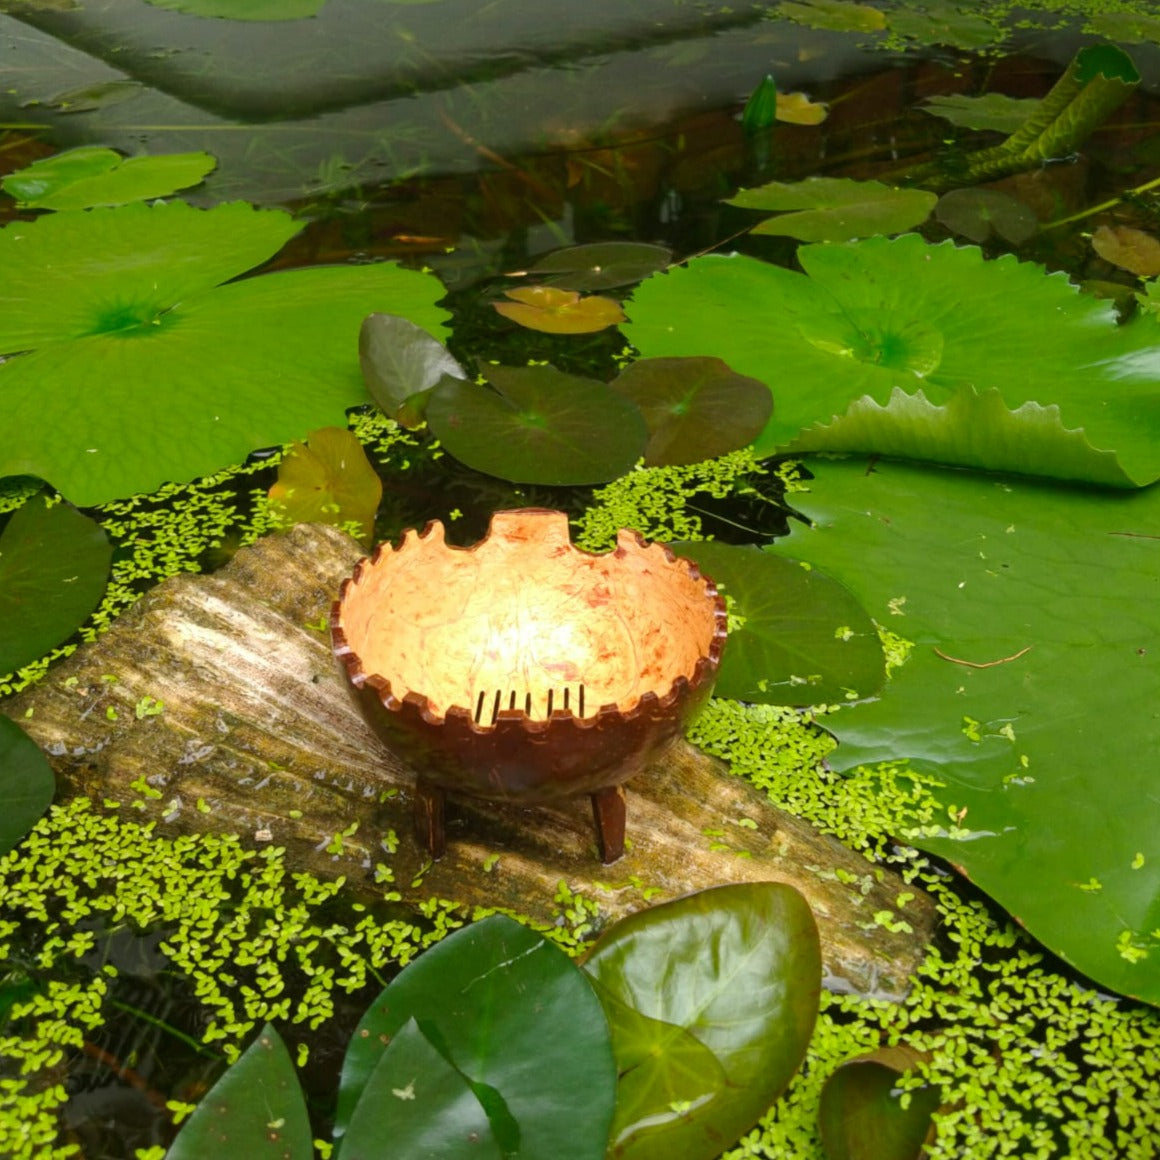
[4,523,936,999]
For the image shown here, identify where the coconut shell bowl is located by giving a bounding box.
[331,508,727,864]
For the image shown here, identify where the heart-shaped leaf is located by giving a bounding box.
[335,915,616,1159]
[427,364,647,485]
[0,494,111,675]
[582,882,821,1160]
[359,313,466,420]
[267,427,382,547]
[611,357,772,466]
[493,286,626,334]
[669,539,885,706]
[339,1019,503,1160]
[934,188,1038,245]
[526,243,671,291]
[168,1025,312,1160]
[1,146,215,210]
[819,1045,940,1160]
[726,178,936,242]
[0,717,55,856]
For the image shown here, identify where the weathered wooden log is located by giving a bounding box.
[3,523,936,998]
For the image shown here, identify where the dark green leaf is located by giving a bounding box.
[339,1019,503,1160]
[819,1045,940,1160]
[359,313,465,419]
[0,717,55,856]
[726,178,935,242]
[771,455,1160,1003]
[583,883,820,1160]
[886,1,1001,50]
[335,915,616,1159]
[1,147,215,210]
[528,243,672,291]
[168,1024,312,1160]
[934,188,1038,245]
[611,357,771,466]
[0,495,111,675]
[778,0,886,33]
[669,540,885,706]
[427,365,646,485]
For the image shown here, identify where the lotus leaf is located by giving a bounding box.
[669,539,885,706]
[493,286,626,334]
[726,178,935,242]
[770,455,1160,1004]
[1092,224,1160,277]
[168,1024,312,1160]
[268,427,382,547]
[583,882,820,1160]
[623,235,1160,486]
[526,243,672,291]
[426,364,647,485]
[818,1045,940,1160]
[335,915,616,1159]
[1,147,216,210]
[921,93,1041,133]
[0,717,54,856]
[0,495,111,675]
[0,202,449,504]
[611,357,771,466]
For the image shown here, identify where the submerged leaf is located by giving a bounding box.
[427,364,647,485]
[268,428,382,547]
[168,1025,311,1160]
[921,93,1041,133]
[0,495,111,675]
[727,178,935,242]
[934,188,1037,245]
[1,146,215,210]
[493,286,626,334]
[0,717,55,856]
[1091,224,1160,277]
[669,540,885,706]
[772,455,1160,1004]
[611,357,771,466]
[526,242,672,291]
[583,883,820,1160]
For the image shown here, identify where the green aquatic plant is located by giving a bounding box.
[0,200,449,505]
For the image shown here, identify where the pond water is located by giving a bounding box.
[3,2,1160,1158]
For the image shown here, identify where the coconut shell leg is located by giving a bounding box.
[414,777,446,859]
[591,785,627,864]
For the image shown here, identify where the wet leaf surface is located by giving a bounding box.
[0,717,54,856]
[493,286,627,334]
[526,243,672,291]
[611,357,771,466]
[427,364,646,484]
[0,495,111,675]
[359,312,465,420]
[335,915,615,1159]
[669,539,885,706]
[935,188,1038,245]
[168,1025,312,1160]
[772,455,1160,1003]
[777,0,886,33]
[583,882,821,1160]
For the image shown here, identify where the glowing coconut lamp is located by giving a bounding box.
[332,508,727,863]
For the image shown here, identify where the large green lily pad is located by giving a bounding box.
[771,456,1160,1004]
[0,202,449,504]
[624,236,1160,486]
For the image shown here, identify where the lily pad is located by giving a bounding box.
[668,540,885,706]
[0,201,449,505]
[886,1,1001,50]
[818,1045,940,1160]
[1092,224,1160,277]
[359,313,465,422]
[493,286,626,334]
[934,188,1038,245]
[339,1019,503,1160]
[611,357,772,466]
[921,93,1042,134]
[145,0,323,18]
[0,717,55,856]
[526,243,672,291]
[770,455,1160,1003]
[583,882,821,1160]
[777,0,886,33]
[426,364,647,485]
[1,147,216,210]
[169,1025,312,1160]
[335,915,616,1159]
[624,236,1160,486]
[776,92,829,126]
[0,495,111,675]
[725,178,936,242]
[268,427,382,547]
